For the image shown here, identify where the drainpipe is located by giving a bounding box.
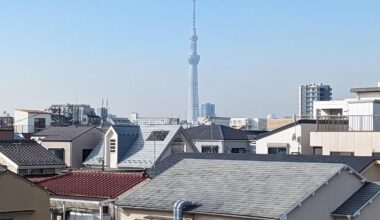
[99,205,103,220]
[173,200,197,220]
[62,202,66,220]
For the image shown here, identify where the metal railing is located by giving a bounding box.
[13,125,51,134]
[316,115,380,132]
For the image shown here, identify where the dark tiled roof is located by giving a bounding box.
[37,170,147,199]
[33,126,100,141]
[185,125,248,140]
[149,153,379,178]
[255,119,316,140]
[332,182,380,217]
[0,140,66,167]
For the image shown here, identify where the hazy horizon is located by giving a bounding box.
[1,0,379,119]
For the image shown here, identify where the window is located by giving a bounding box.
[110,139,116,152]
[82,149,92,162]
[146,131,170,141]
[330,152,354,156]
[34,118,46,132]
[201,145,219,153]
[231,148,246,154]
[313,147,323,155]
[268,147,287,155]
[102,206,109,214]
[48,148,64,161]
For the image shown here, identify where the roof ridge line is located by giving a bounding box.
[35,172,71,184]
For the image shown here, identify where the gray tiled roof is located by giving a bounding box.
[83,139,104,166]
[117,125,182,168]
[84,125,189,169]
[119,159,345,219]
[332,182,380,217]
[149,153,379,178]
[185,125,248,140]
[113,125,140,162]
[33,126,99,141]
[0,140,66,167]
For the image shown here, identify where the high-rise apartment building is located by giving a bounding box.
[201,103,215,118]
[298,83,332,117]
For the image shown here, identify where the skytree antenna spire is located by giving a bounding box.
[187,0,200,125]
[193,0,196,31]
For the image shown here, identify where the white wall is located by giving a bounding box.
[313,100,349,117]
[105,128,118,168]
[256,123,317,155]
[14,110,51,133]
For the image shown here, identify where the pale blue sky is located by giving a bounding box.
[0,0,379,118]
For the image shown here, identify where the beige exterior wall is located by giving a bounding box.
[40,141,72,166]
[361,162,380,182]
[71,129,103,168]
[0,172,50,220]
[267,118,294,131]
[311,132,380,156]
[287,170,363,220]
[39,128,102,168]
[119,209,248,220]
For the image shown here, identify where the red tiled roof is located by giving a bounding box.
[36,170,148,199]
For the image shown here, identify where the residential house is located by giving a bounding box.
[118,158,380,220]
[36,170,148,220]
[84,125,198,170]
[0,114,14,141]
[255,119,317,155]
[150,153,380,181]
[32,126,103,168]
[14,109,51,137]
[0,167,51,220]
[185,124,251,154]
[311,83,380,156]
[0,140,66,176]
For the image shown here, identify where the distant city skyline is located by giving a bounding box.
[0,0,379,118]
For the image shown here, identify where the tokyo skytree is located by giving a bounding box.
[187,0,200,125]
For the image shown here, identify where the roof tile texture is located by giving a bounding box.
[37,170,147,199]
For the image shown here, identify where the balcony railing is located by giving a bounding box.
[13,125,50,134]
[316,115,380,132]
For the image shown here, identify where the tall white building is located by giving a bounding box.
[187,0,200,125]
[298,83,332,117]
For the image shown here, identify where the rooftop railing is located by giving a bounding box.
[316,115,380,132]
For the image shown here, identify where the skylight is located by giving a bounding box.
[146,131,169,141]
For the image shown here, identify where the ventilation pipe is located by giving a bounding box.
[173,200,197,220]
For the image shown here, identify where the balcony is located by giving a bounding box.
[316,115,380,132]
